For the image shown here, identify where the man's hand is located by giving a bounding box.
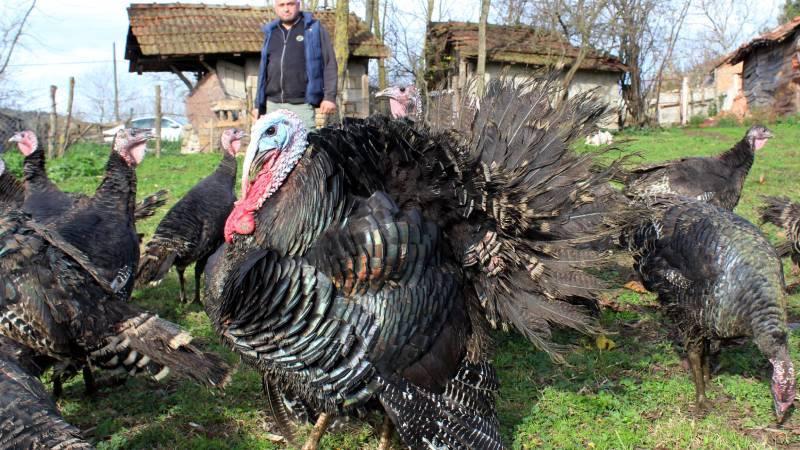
[319,100,336,114]
[251,108,260,120]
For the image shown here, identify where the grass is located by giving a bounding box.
[4,123,800,449]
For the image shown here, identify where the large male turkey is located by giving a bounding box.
[0,336,91,449]
[8,130,167,224]
[624,198,795,422]
[0,129,232,394]
[207,77,631,449]
[136,128,245,303]
[621,125,773,210]
[0,145,24,209]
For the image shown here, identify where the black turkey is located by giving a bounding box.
[621,125,773,210]
[624,198,795,422]
[0,335,91,449]
[375,85,422,120]
[136,128,245,303]
[0,129,232,394]
[759,195,800,278]
[0,145,24,209]
[8,130,167,224]
[206,77,632,449]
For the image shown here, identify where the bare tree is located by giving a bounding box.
[334,0,350,118]
[0,0,35,77]
[476,0,491,96]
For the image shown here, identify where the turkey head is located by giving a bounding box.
[220,128,247,157]
[747,125,773,151]
[770,349,796,423]
[8,130,38,157]
[375,85,420,119]
[113,128,152,167]
[224,110,307,242]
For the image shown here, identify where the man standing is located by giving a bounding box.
[254,0,338,128]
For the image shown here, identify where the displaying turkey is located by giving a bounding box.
[207,77,632,449]
[375,85,422,120]
[0,129,232,394]
[624,198,795,422]
[0,145,24,209]
[621,125,773,210]
[759,195,800,275]
[8,130,168,224]
[0,335,92,449]
[136,128,245,303]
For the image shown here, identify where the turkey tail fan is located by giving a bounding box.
[0,336,92,450]
[447,75,631,354]
[135,236,178,287]
[133,189,168,221]
[378,360,503,450]
[90,305,232,387]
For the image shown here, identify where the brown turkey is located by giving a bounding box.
[621,125,773,210]
[206,77,632,449]
[759,195,800,279]
[136,128,245,303]
[624,198,795,421]
[8,130,167,224]
[0,129,232,397]
[0,335,92,449]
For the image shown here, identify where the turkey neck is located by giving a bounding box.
[216,152,237,179]
[23,149,58,192]
[252,149,353,256]
[93,151,137,218]
[717,138,755,174]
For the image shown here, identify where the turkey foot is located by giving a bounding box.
[301,412,331,450]
[177,266,188,303]
[377,415,394,450]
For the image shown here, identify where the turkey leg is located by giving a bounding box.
[687,340,710,410]
[377,415,394,450]
[194,256,209,304]
[301,412,331,450]
[176,266,187,303]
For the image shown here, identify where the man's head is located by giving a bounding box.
[274,0,301,24]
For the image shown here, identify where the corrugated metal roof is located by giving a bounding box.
[126,3,388,71]
[427,21,628,73]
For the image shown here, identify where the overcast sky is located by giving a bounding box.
[3,0,784,118]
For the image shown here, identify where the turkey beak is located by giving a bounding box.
[375,87,393,99]
[7,132,22,144]
[240,135,263,199]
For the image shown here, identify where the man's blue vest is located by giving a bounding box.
[255,12,325,110]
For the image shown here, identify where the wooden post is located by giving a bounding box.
[59,77,74,157]
[680,76,689,126]
[113,42,120,122]
[361,73,369,118]
[154,84,162,158]
[48,85,57,160]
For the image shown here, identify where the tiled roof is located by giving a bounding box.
[126,3,388,72]
[427,21,627,73]
[729,16,800,64]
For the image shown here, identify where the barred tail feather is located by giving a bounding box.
[759,196,800,261]
[91,310,232,387]
[134,189,168,221]
[378,360,503,450]
[135,238,178,286]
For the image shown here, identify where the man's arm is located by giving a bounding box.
[319,25,338,114]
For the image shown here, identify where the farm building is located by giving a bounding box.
[711,58,747,118]
[728,16,800,116]
[125,3,388,152]
[425,22,628,129]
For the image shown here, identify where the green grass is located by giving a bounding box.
[4,124,800,449]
